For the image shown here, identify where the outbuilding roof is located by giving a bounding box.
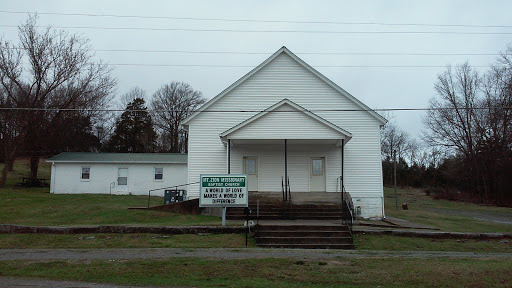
[46,152,188,164]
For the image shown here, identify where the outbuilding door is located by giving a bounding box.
[243,156,258,192]
[117,168,128,193]
[309,157,326,192]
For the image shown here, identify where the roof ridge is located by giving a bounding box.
[183,46,386,125]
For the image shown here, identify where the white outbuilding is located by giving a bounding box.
[47,153,188,196]
[183,46,387,219]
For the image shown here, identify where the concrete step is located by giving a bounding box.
[255,243,355,249]
[254,230,351,237]
[231,204,343,209]
[253,224,354,249]
[227,209,344,214]
[228,211,343,216]
[256,236,353,245]
[256,225,350,231]
[244,205,343,209]
[228,215,343,220]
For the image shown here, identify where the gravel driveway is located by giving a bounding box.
[427,208,512,225]
[1,248,511,261]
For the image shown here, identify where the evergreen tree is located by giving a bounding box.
[107,98,157,152]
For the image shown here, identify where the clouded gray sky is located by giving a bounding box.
[1,0,511,139]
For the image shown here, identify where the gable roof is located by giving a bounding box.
[220,99,352,141]
[46,152,187,164]
[183,46,387,126]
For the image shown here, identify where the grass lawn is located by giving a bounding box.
[1,232,509,252]
[0,233,255,249]
[0,158,223,226]
[354,233,512,253]
[383,187,512,232]
[1,257,511,287]
[0,188,223,226]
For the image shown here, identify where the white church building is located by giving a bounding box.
[183,47,386,219]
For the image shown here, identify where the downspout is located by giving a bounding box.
[341,139,344,195]
[227,139,231,174]
[50,162,56,193]
[284,139,288,201]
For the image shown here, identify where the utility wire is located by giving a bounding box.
[10,59,495,68]
[1,10,511,29]
[106,64,492,68]
[1,24,512,35]
[3,47,502,56]
[94,51,504,56]
[0,107,510,113]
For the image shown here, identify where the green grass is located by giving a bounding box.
[384,187,512,232]
[2,232,509,252]
[0,233,255,249]
[0,158,223,226]
[0,188,223,226]
[0,158,51,187]
[1,257,511,287]
[354,234,512,253]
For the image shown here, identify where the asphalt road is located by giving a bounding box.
[0,277,168,288]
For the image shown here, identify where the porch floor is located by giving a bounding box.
[249,191,342,205]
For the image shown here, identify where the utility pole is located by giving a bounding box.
[394,149,398,211]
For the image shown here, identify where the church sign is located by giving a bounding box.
[199,174,248,207]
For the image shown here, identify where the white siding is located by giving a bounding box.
[229,103,344,140]
[51,163,187,197]
[187,52,384,218]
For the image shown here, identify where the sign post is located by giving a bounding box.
[199,174,249,226]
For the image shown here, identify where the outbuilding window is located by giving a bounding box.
[81,167,90,181]
[154,167,163,180]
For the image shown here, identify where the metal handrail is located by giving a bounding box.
[287,176,292,219]
[343,199,353,234]
[147,181,200,208]
[281,176,285,201]
[337,175,354,231]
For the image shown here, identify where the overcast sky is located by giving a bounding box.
[1,0,511,140]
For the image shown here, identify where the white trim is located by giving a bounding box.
[80,166,91,182]
[183,46,387,126]
[46,160,186,164]
[50,163,56,193]
[219,99,352,142]
[117,167,129,191]
[308,156,327,192]
[154,167,164,182]
[243,156,259,192]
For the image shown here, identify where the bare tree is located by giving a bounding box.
[475,46,512,205]
[381,121,410,161]
[119,87,146,109]
[0,87,23,186]
[405,138,422,166]
[423,63,482,197]
[151,82,205,153]
[0,15,116,181]
[423,63,480,156]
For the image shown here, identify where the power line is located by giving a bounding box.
[0,107,510,113]
[1,10,511,29]
[94,50,503,56]
[5,47,502,56]
[1,24,512,35]
[10,60,495,68]
[106,64,492,68]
